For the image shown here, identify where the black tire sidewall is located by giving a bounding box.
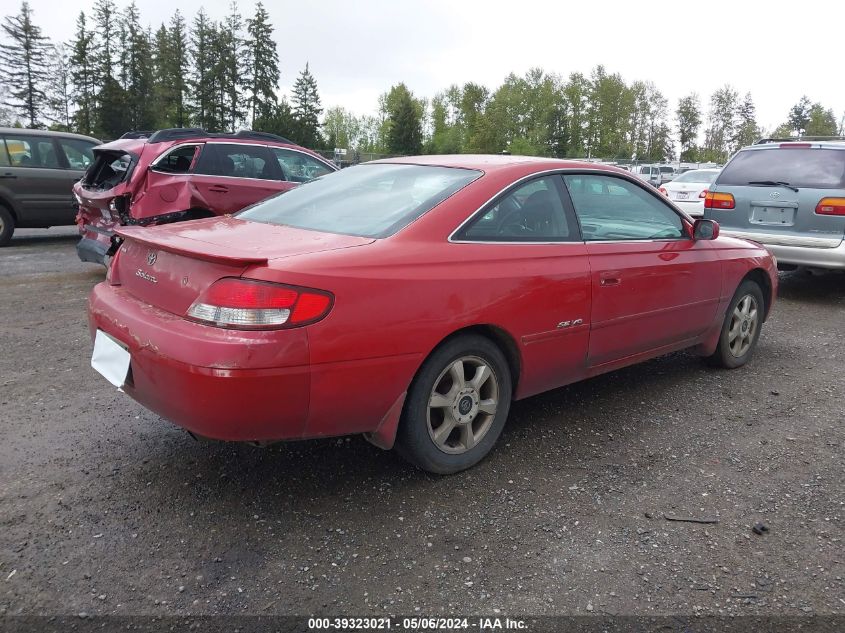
[713,280,765,369]
[396,335,512,474]
[0,206,13,246]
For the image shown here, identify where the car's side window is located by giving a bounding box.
[57,139,96,170]
[458,176,574,242]
[2,135,60,169]
[152,144,199,174]
[272,148,334,183]
[195,143,277,180]
[563,174,686,241]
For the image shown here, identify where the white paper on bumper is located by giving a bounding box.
[91,330,131,390]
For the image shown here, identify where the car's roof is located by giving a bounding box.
[0,127,100,144]
[372,154,624,174]
[744,140,845,152]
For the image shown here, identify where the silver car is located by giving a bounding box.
[704,138,845,270]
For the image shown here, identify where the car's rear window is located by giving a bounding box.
[718,148,845,189]
[674,170,719,184]
[83,150,133,190]
[238,164,482,238]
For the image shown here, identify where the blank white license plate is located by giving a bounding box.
[675,191,690,200]
[751,206,795,225]
[91,330,130,389]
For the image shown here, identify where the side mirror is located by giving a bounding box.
[693,218,720,240]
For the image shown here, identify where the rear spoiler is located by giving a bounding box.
[115,226,269,266]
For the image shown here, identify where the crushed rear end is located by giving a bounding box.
[75,142,142,264]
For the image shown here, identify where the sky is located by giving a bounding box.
[19,0,845,134]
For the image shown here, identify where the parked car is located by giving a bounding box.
[0,127,100,246]
[657,165,676,184]
[74,128,338,265]
[704,138,845,269]
[659,169,721,217]
[89,156,777,474]
[630,164,662,186]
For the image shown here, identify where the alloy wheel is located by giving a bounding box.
[728,294,759,358]
[427,356,499,454]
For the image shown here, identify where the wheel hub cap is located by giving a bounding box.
[454,390,478,423]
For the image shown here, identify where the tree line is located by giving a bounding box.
[2,0,843,162]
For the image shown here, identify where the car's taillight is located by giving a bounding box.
[658,187,667,196]
[699,189,708,199]
[815,197,845,216]
[187,278,333,329]
[704,191,735,209]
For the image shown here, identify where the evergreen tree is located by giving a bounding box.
[254,97,296,139]
[188,9,217,130]
[152,23,173,127]
[120,1,154,131]
[732,92,760,150]
[676,93,701,161]
[804,103,837,136]
[787,96,811,135]
[245,2,279,128]
[92,0,124,136]
[217,2,247,131]
[47,43,72,130]
[168,10,188,128]
[386,83,422,155]
[291,62,323,147]
[0,1,52,128]
[703,85,738,162]
[93,0,118,83]
[68,11,96,135]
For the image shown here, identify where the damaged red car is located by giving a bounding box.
[74,128,337,264]
[88,156,777,474]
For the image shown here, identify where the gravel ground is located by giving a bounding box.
[0,227,843,619]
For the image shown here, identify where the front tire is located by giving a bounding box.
[708,280,765,369]
[395,334,512,474]
[0,205,14,246]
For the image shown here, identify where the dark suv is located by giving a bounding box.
[0,127,101,245]
[705,137,845,270]
[74,128,338,264]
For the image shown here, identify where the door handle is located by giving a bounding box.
[600,272,621,287]
[208,186,228,193]
[0,172,16,179]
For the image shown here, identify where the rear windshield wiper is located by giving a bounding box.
[748,180,799,192]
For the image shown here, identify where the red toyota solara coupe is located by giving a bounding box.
[88,155,777,474]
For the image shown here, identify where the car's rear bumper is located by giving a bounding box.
[76,236,109,264]
[674,199,705,217]
[88,282,311,441]
[76,211,118,264]
[721,230,845,269]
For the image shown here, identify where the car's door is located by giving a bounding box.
[1,133,80,226]
[561,173,722,369]
[192,142,285,214]
[270,147,336,191]
[453,174,591,397]
[139,143,202,216]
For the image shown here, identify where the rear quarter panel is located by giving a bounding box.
[244,237,591,438]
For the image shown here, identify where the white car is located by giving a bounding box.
[659,168,721,217]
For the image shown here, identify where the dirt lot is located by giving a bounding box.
[1,227,843,619]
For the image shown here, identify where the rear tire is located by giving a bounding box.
[708,280,765,369]
[0,205,14,246]
[395,334,512,475]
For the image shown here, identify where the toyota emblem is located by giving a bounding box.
[769,191,781,199]
[147,250,157,266]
